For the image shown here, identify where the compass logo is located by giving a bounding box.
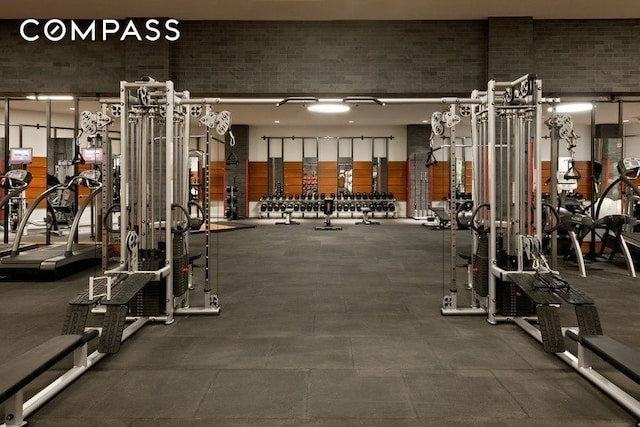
[19,19,180,42]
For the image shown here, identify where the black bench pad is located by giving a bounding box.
[567,332,640,385]
[507,273,563,305]
[100,273,155,305]
[0,331,97,403]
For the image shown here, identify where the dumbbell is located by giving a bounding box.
[294,194,300,200]
[307,202,314,211]
[382,202,389,212]
[293,203,299,211]
[300,203,306,212]
[273,203,280,212]
[376,203,383,212]
[287,203,294,210]
[356,203,362,211]
[337,203,343,212]
[388,192,394,200]
[349,203,356,212]
[320,193,326,200]
[313,202,319,211]
[267,203,274,212]
[260,203,267,212]
[330,192,336,199]
[355,192,362,200]
[388,203,395,212]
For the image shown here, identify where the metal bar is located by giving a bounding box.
[550,115,559,270]
[535,80,543,241]
[46,100,52,246]
[487,80,498,324]
[4,98,10,244]
[449,104,457,296]
[119,81,128,269]
[165,81,175,324]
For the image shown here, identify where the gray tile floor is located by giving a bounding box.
[1,219,639,426]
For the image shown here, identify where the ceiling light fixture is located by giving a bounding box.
[555,102,593,113]
[307,103,350,113]
[26,95,74,101]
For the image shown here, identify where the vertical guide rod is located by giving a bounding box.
[550,118,559,270]
[3,98,9,244]
[45,100,52,246]
[204,120,211,295]
[449,104,457,295]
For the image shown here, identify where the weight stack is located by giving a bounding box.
[172,235,189,297]
[472,234,489,297]
[129,280,165,316]
[497,280,535,317]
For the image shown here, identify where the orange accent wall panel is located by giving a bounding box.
[248,161,268,201]
[317,162,337,194]
[76,164,92,197]
[25,156,47,203]
[387,161,407,201]
[352,161,372,193]
[464,161,473,193]
[541,161,592,201]
[284,161,303,196]
[431,161,450,202]
[210,161,225,201]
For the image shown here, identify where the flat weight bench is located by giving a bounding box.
[276,208,299,225]
[0,330,99,426]
[566,330,640,385]
[423,207,450,229]
[356,207,379,225]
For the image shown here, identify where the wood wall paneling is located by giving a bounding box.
[284,161,303,196]
[352,161,372,194]
[210,161,226,201]
[317,161,337,195]
[248,161,268,201]
[387,161,407,201]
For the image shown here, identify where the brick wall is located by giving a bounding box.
[487,17,534,81]
[534,19,640,95]
[171,20,487,96]
[1,18,639,96]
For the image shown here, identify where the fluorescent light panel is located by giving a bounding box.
[307,103,350,113]
[26,95,74,101]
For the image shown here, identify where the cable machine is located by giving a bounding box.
[63,78,232,355]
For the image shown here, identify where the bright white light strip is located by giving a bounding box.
[555,102,593,113]
[307,103,350,113]
[26,95,74,101]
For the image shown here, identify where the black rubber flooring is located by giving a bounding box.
[0,219,639,426]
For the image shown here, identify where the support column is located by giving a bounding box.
[407,124,431,218]
[226,125,249,218]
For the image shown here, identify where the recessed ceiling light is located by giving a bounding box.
[348,120,354,124]
[307,103,350,113]
[623,119,630,123]
[422,120,429,123]
[555,103,593,113]
[274,120,280,124]
[69,107,75,111]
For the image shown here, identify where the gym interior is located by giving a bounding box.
[2,2,640,426]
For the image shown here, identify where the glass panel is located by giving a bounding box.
[338,139,352,195]
[303,138,318,195]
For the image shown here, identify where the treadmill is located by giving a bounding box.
[0,169,39,257]
[0,170,102,277]
[615,158,640,276]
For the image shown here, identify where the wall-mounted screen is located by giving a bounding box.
[9,147,33,165]
[82,147,104,164]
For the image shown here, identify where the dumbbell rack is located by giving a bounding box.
[258,192,397,220]
[225,186,238,220]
